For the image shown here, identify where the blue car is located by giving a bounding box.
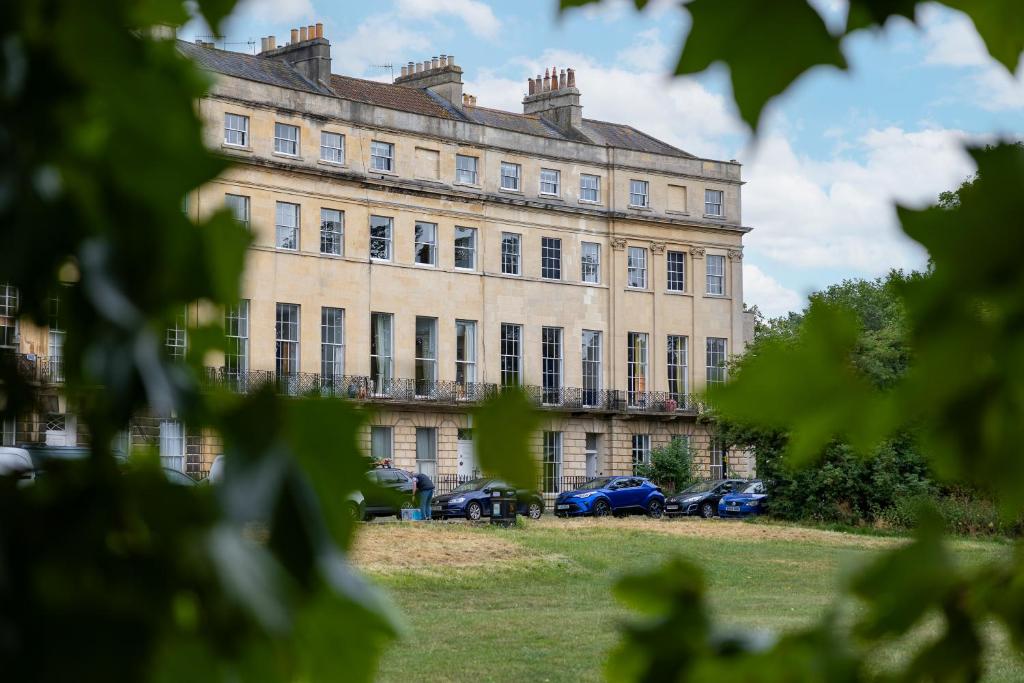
[718,480,767,518]
[554,476,665,518]
[431,478,545,521]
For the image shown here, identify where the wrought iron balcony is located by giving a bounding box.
[9,354,65,385]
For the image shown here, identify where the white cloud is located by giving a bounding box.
[328,14,432,77]
[235,0,313,25]
[394,0,501,39]
[743,264,805,317]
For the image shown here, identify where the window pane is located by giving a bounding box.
[627,247,647,288]
[224,113,248,146]
[456,154,478,184]
[500,162,520,190]
[369,215,392,260]
[320,131,344,163]
[542,327,563,404]
[540,168,560,195]
[371,141,394,171]
[705,189,723,216]
[371,426,392,461]
[667,335,688,402]
[541,237,561,279]
[500,323,522,387]
[580,174,599,202]
[415,316,437,394]
[225,300,249,382]
[627,332,648,406]
[0,283,17,348]
[225,194,249,229]
[370,313,393,390]
[414,221,437,265]
[501,232,521,275]
[581,242,600,283]
[706,337,727,386]
[274,123,299,155]
[667,251,686,291]
[706,254,725,295]
[275,303,300,379]
[320,208,343,255]
[456,320,476,385]
[582,330,601,406]
[275,202,299,250]
[321,307,344,381]
[454,226,476,269]
[542,432,562,493]
[630,179,649,207]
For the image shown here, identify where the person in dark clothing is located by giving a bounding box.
[411,471,434,520]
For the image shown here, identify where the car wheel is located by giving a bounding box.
[700,502,715,519]
[592,499,611,517]
[363,513,373,522]
[466,501,483,521]
[527,501,543,520]
[346,501,361,522]
[647,499,664,519]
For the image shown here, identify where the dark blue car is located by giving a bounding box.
[718,480,768,518]
[431,478,545,520]
[554,476,665,518]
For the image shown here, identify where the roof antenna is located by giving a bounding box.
[371,63,395,82]
[194,35,258,54]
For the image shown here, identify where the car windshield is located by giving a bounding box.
[679,480,719,494]
[579,477,614,490]
[450,478,490,494]
[740,481,764,494]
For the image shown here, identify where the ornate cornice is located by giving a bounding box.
[649,241,666,254]
[611,238,627,251]
[689,246,706,258]
[728,249,743,260]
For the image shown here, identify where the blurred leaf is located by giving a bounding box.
[474,388,541,488]
[845,0,917,31]
[559,0,651,9]
[942,0,1024,72]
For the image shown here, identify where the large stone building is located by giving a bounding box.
[2,24,753,495]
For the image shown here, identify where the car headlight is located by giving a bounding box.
[450,497,465,504]
[682,496,700,503]
[747,500,760,506]
[574,491,598,499]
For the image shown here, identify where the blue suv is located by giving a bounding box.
[554,476,665,518]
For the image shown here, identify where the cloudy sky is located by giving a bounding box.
[185,0,1024,317]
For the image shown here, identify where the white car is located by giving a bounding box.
[0,447,35,484]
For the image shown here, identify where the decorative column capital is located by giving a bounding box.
[689,246,706,258]
[649,241,666,254]
[728,249,743,260]
[611,238,627,251]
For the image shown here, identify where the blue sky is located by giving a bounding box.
[184,0,1024,316]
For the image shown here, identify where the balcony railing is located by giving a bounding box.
[10,354,64,384]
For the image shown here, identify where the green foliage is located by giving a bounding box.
[633,437,696,493]
[883,491,1024,537]
[474,388,541,489]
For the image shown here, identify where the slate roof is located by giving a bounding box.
[179,41,694,159]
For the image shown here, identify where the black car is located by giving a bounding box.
[362,467,415,520]
[665,479,746,518]
[431,478,545,521]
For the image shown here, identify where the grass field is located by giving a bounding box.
[354,517,1020,682]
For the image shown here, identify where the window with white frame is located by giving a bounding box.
[275,303,300,380]
[581,330,602,407]
[630,179,650,207]
[627,246,648,288]
[370,425,392,461]
[456,320,476,386]
[45,412,76,447]
[500,161,521,191]
[415,316,438,395]
[1,417,14,446]
[706,337,727,386]
[585,433,600,477]
[274,122,299,156]
[454,226,477,269]
[47,296,65,382]
[705,188,724,216]
[416,427,437,479]
[627,332,649,406]
[541,326,563,404]
[275,202,299,250]
[414,221,436,265]
[500,323,522,387]
[0,283,18,349]
[321,307,344,383]
[370,140,394,172]
[706,254,726,295]
[541,237,561,279]
[223,113,248,147]
[709,438,727,478]
[166,307,187,361]
[320,131,344,163]
[225,300,249,383]
[159,420,185,472]
[320,208,343,256]
[540,168,560,196]
[667,335,688,404]
[501,232,521,275]
[456,154,479,184]
[580,174,600,202]
[632,434,651,473]
[225,194,250,230]
[667,251,686,292]
[370,312,393,390]
[542,432,562,494]
[369,215,393,261]
[581,242,600,283]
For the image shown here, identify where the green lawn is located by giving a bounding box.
[358,517,1020,682]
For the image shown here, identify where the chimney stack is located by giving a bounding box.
[316,23,323,38]
[394,52,464,108]
[262,22,332,86]
[523,64,582,130]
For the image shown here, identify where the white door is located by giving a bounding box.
[457,436,476,479]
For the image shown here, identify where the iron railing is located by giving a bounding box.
[10,354,65,384]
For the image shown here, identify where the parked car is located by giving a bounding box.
[347,490,367,521]
[554,476,665,518]
[0,447,35,484]
[665,479,746,518]
[431,478,545,520]
[362,466,415,520]
[718,480,768,518]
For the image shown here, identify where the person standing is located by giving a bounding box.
[411,470,434,520]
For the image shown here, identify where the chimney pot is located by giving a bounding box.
[559,69,566,90]
[448,55,455,66]
[260,37,267,52]
[440,53,447,65]
[307,25,315,40]
[299,26,308,41]
[290,28,299,43]
[567,67,575,88]
[416,62,423,73]
[401,65,408,77]
[316,22,323,39]
[431,56,438,69]
[269,35,276,49]
[528,77,535,95]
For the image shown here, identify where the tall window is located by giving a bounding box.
[542,326,563,404]
[501,232,521,275]
[225,194,250,230]
[320,208,343,256]
[454,227,477,269]
[415,316,437,395]
[275,303,300,381]
[540,168,560,196]
[455,320,476,386]
[706,254,726,295]
[630,179,649,207]
[706,337,727,386]
[274,122,299,156]
[667,335,688,404]
[370,312,393,391]
[1,283,19,349]
[1,417,13,446]
[709,439,727,478]
[321,307,344,384]
[416,427,437,478]
[456,154,479,184]
[581,242,600,283]
[667,251,686,292]
[166,308,187,361]
[320,131,344,163]
[627,247,647,288]
[369,215,393,261]
[414,221,437,265]
[159,421,185,472]
[632,434,651,473]
[47,297,65,382]
[500,323,522,387]
[543,432,562,494]
[580,174,600,202]
[370,140,394,171]
[705,188,724,216]
[581,330,602,407]
[541,237,561,279]
[225,300,249,384]
[275,202,299,250]
[223,113,248,146]
[627,332,648,406]
[500,162,521,191]
[585,433,600,477]
[370,426,392,461]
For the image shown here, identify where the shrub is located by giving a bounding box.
[634,438,696,494]
[882,492,1024,537]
